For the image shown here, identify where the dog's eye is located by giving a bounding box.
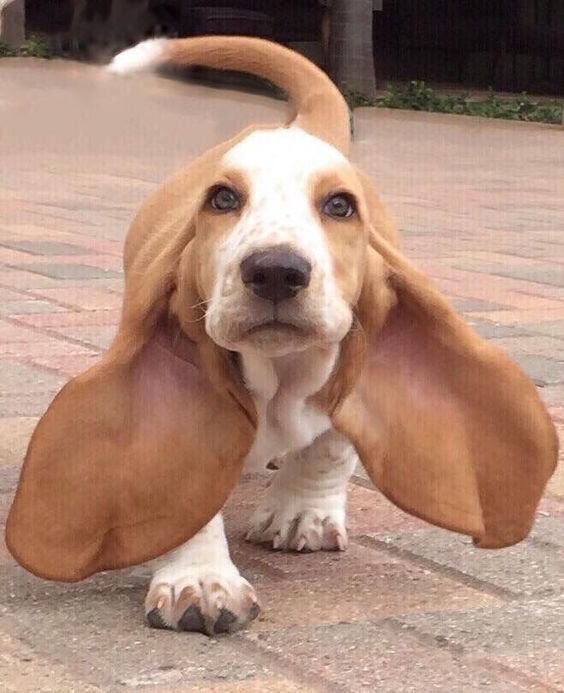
[208,186,241,212]
[322,193,356,219]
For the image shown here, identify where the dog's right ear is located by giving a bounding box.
[6,322,255,582]
[5,144,257,582]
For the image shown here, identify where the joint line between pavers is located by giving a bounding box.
[355,535,518,602]
[382,616,466,656]
[473,656,563,693]
[235,633,341,693]
[4,316,106,355]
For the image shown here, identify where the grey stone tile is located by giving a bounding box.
[51,325,116,350]
[13,264,122,280]
[522,321,564,340]
[531,516,564,549]
[0,241,91,256]
[400,597,564,652]
[539,383,564,407]
[0,569,278,692]
[491,267,564,288]
[0,361,65,394]
[487,646,564,691]
[466,320,532,339]
[244,622,522,692]
[369,528,564,597]
[0,417,38,461]
[0,300,66,315]
[0,394,52,418]
[507,353,564,385]
[453,299,509,313]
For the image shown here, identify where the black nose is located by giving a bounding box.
[240,249,312,303]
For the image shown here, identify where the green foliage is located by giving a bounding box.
[18,36,52,58]
[0,40,16,57]
[344,90,375,108]
[0,35,52,59]
[345,81,563,125]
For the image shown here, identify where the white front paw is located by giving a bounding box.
[245,492,348,552]
[145,564,260,635]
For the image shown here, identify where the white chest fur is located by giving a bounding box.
[242,346,338,471]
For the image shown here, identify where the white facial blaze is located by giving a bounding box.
[205,127,353,353]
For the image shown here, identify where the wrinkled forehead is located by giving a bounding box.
[222,127,350,197]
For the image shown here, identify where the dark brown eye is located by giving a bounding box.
[208,186,240,212]
[322,193,356,219]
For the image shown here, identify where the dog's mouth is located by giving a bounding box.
[246,319,308,336]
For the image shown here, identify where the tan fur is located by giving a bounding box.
[5,37,558,582]
[163,36,351,154]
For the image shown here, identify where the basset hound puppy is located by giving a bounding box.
[5,37,558,636]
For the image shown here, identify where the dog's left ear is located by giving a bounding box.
[333,231,558,548]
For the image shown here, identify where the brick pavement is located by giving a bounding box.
[0,59,563,692]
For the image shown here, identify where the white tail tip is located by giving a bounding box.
[106,38,167,75]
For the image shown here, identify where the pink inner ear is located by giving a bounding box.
[351,302,486,538]
[372,307,455,409]
[130,332,204,434]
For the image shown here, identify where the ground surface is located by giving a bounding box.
[0,58,563,692]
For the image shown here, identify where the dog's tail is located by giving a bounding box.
[107,36,350,154]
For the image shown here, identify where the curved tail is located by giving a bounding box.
[107,36,350,154]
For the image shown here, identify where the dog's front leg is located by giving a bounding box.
[246,429,357,551]
[145,513,260,634]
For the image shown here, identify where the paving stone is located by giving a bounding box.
[547,459,564,499]
[367,527,564,597]
[182,679,314,692]
[28,353,100,377]
[0,287,28,301]
[490,335,564,360]
[0,630,102,693]
[49,325,117,350]
[0,268,62,290]
[471,308,564,325]
[36,287,122,310]
[503,353,564,385]
[531,515,564,548]
[13,263,122,280]
[522,320,564,340]
[33,276,125,291]
[539,384,564,408]
[0,320,37,342]
[486,647,564,691]
[0,240,92,256]
[0,361,66,395]
[0,417,38,463]
[0,300,67,315]
[230,535,400,586]
[466,320,532,339]
[452,298,509,313]
[243,622,524,692]
[452,261,564,290]
[0,393,54,418]
[253,564,498,632]
[12,309,121,329]
[0,340,97,359]
[491,267,564,288]
[0,570,289,693]
[400,597,564,653]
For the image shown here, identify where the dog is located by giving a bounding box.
[6,37,558,636]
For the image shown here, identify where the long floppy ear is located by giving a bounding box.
[333,233,558,548]
[6,327,254,583]
[5,163,256,583]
